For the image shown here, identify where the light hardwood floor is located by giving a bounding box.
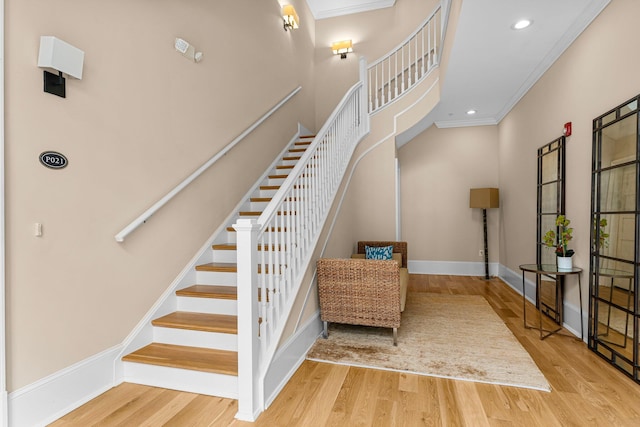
[50,275,640,426]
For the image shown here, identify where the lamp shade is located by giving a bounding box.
[37,36,84,79]
[470,188,499,209]
[331,40,353,55]
[282,5,299,29]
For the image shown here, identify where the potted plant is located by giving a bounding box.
[543,215,574,270]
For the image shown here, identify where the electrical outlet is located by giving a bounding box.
[479,249,484,257]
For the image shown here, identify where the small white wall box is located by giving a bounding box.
[37,36,85,98]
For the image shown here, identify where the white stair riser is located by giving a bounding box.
[250,201,269,211]
[268,177,286,186]
[226,231,237,244]
[196,271,237,285]
[259,189,278,198]
[123,362,237,399]
[153,327,237,351]
[177,295,237,315]
[212,249,238,263]
[280,159,298,166]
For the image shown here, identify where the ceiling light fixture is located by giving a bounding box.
[512,19,532,30]
[467,109,477,115]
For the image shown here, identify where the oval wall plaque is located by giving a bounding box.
[39,151,68,169]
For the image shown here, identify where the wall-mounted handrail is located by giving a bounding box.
[114,86,302,243]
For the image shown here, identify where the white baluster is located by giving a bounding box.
[421,27,425,76]
[433,14,438,64]
[413,35,418,83]
[387,58,391,103]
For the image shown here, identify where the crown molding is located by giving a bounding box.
[435,117,499,128]
[309,0,395,20]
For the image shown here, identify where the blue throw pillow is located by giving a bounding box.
[365,245,393,260]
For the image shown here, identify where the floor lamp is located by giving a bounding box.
[470,188,499,279]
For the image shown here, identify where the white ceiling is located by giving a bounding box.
[305,0,611,146]
[305,0,396,20]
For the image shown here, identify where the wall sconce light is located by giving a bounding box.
[37,36,84,98]
[282,5,299,31]
[331,40,353,59]
[175,38,203,63]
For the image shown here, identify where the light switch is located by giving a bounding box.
[34,223,43,237]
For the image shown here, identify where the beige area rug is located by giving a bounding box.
[307,293,550,392]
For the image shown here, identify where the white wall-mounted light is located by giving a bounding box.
[37,36,85,98]
[282,5,299,31]
[331,40,353,59]
[175,38,203,63]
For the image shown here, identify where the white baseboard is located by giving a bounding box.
[262,311,322,409]
[8,345,122,427]
[408,260,499,276]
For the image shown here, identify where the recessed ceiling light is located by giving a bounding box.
[512,19,532,30]
[467,109,477,115]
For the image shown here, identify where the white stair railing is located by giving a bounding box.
[233,58,369,420]
[368,5,441,113]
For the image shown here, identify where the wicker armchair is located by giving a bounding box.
[316,248,403,346]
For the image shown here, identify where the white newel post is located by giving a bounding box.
[233,218,261,421]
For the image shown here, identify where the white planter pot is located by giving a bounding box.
[557,256,573,271]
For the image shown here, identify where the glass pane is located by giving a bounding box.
[622,100,638,115]
[599,214,636,264]
[596,300,633,354]
[601,115,637,168]
[541,151,558,182]
[539,278,559,321]
[541,183,558,213]
[602,111,617,126]
[599,165,636,212]
[541,246,556,265]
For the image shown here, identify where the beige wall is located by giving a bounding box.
[5,0,315,390]
[398,125,499,261]
[313,0,439,128]
[498,0,640,306]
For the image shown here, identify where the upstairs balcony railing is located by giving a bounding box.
[233,58,369,420]
[368,5,441,113]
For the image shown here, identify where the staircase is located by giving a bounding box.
[121,136,314,399]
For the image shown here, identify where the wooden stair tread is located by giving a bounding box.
[212,243,237,250]
[152,312,237,334]
[176,285,237,300]
[251,197,272,202]
[226,226,288,233]
[289,148,306,153]
[276,165,295,169]
[283,156,301,161]
[295,141,312,146]
[122,343,237,375]
[196,262,237,272]
[260,185,280,190]
[239,211,295,216]
[212,243,283,251]
[269,174,288,179]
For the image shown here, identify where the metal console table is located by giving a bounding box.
[519,264,583,340]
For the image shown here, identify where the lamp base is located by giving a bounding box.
[43,70,66,98]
